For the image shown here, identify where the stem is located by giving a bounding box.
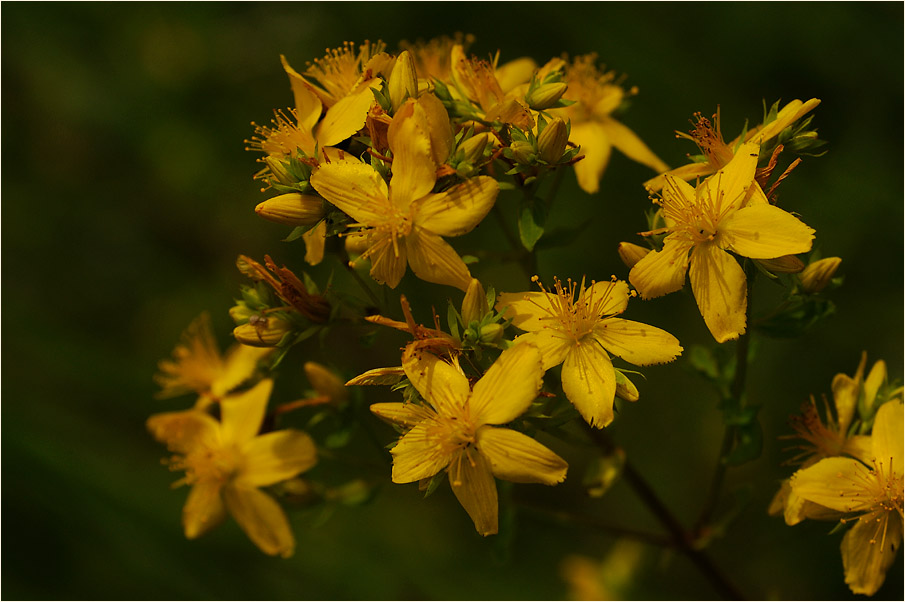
[584,425,744,600]
[341,254,384,311]
[514,500,671,546]
[694,270,755,537]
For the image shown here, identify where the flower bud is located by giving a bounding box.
[799,257,841,293]
[509,140,536,164]
[614,370,639,402]
[264,156,293,186]
[537,117,568,164]
[388,50,418,112]
[229,302,255,324]
[758,255,805,274]
[526,81,568,110]
[344,231,370,256]
[233,316,292,347]
[617,242,650,269]
[458,133,490,165]
[255,193,325,227]
[478,323,504,344]
[461,278,488,325]
[304,361,348,404]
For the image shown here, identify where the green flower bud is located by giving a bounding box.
[264,156,294,186]
[526,81,568,110]
[758,255,805,274]
[458,132,490,165]
[537,117,568,164]
[233,316,292,347]
[461,278,488,325]
[229,302,255,324]
[614,370,639,402]
[304,361,348,404]
[478,323,504,344]
[509,140,536,164]
[255,193,325,227]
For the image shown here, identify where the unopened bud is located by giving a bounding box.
[233,316,292,347]
[800,257,842,293]
[617,242,650,269]
[526,81,568,110]
[344,231,370,256]
[614,370,639,402]
[388,50,418,112]
[478,323,504,344]
[458,133,491,165]
[229,303,255,324]
[509,140,536,164]
[758,255,805,274]
[537,117,568,164]
[304,362,348,404]
[264,157,293,185]
[462,278,489,325]
[255,193,325,227]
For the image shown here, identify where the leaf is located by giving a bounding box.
[518,196,546,252]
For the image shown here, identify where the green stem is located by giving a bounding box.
[584,425,745,600]
[340,254,383,312]
[514,500,671,546]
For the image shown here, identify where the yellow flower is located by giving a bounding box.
[154,313,274,407]
[370,344,568,535]
[449,44,534,129]
[147,379,317,557]
[629,141,815,342]
[790,400,903,596]
[310,96,498,291]
[555,54,668,194]
[644,99,821,192]
[496,277,682,428]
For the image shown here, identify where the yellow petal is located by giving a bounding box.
[570,121,612,194]
[212,345,274,399]
[752,98,821,144]
[390,423,451,483]
[182,480,226,539]
[406,228,472,291]
[484,98,534,130]
[315,79,378,148]
[689,243,747,343]
[388,99,436,208]
[280,55,323,132]
[871,400,903,471]
[147,410,220,454]
[833,372,860,435]
[720,204,814,259]
[402,349,470,414]
[448,450,498,536]
[593,318,682,366]
[476,425,567,485]
[841,510,903,596]
[220,379,272,445]
[562,343,617,428]
[370,402,433,428]
[366,231,408,288]
[236,429,317,488]
[583,279,630,317]
[309,162,389,225]
[599,117,669,173]
[494,56,537,92]
[628,235,692,300]
[700,141,759,209]
[495,291,557,332]
[302,221,327,266]
[223,485,295,557]
[863,360,888,411]
[470,343,544,425]
[513,330,572,371]
[644,162,714,193]
[461,278,488,325]
[791,456,877,513]
[414,176,498,237]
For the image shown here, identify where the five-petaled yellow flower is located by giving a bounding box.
[791,400,903,596]
[644,98,821,192]
[553,54,668,194]
[629,140,815,343]
[310,95,497,291]
[371,344,568,536]
[154,313,274,408]
[147,379,317,558]
[497,277,682,428]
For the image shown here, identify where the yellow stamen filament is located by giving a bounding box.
[656,173,737,245]
[246,108,314,157]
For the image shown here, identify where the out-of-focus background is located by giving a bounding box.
[3,3,902,599]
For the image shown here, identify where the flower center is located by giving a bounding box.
[677,110,734,169]
[529,276,618,343]
[657,175,737,245]
[246,108,316,157]
[306,40,385,103]
[173,443,241,487]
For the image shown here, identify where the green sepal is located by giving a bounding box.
[421,471,445,499]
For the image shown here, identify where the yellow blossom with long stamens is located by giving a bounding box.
[154,313,274,408]
[629,140,815,343]
[310,95,497,291]
[370,344,568,536]
[449,44,534,129]
[553,54,668,194]
[147,379,317,557]
[790,400,903,596]
[496,276,682,428]
[644,99,821,192]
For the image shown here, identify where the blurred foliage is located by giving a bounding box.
[2,2,902,599]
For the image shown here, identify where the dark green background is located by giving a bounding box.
[3,2,902,599]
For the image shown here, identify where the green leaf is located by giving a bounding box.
[447,302,461,341]
[421,471,445,499]
[518,196,546,251]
